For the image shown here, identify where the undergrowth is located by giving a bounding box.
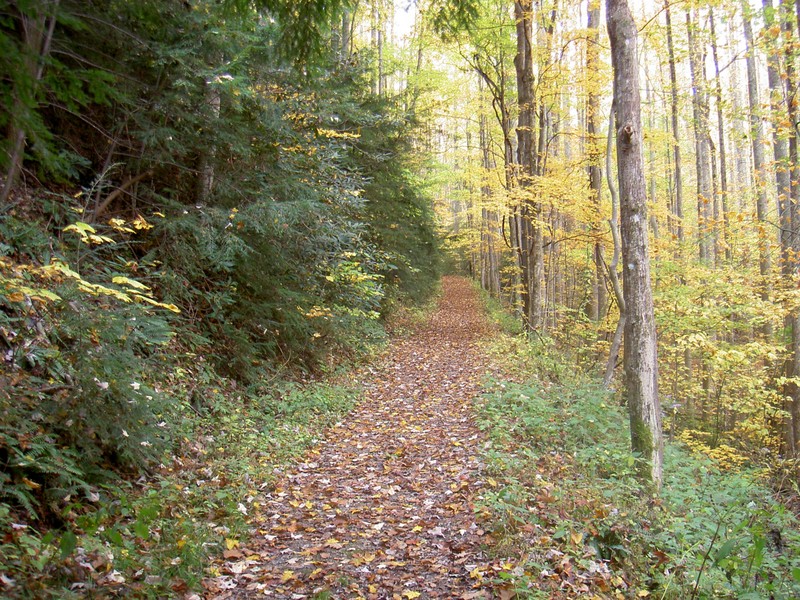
[0,375,357,598]
[476,352,800,598]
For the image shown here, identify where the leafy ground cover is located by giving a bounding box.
[476,302,800,598]
[0,374,358,598]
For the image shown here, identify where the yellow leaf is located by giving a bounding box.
[570,531,583,545]
[281,570,295,583]
[108,218,135,233]
[176,538,186,549]
[225,538,239,550]
[487,477,498,488]
[132,215,153,230]
[112,276,150,291]
[638,592,650,598]
[402,592,420,599]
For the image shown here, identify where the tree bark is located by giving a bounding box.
[604,106,625,388]
[743,3,774,336]
[607,0,663,489]
[686,9,714,265]
[664,0,684,246]
[586,0,606,322]
[709,9,730,262]
[513,0,544,330]
[478,77,502,296]
[778,0,800,457]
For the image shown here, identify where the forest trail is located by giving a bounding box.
[205,276,504,599]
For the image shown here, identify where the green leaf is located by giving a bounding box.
[139,504,159,520]
[60,531,77,558]
[133,519,150,539]
[105,527,124,547]
[713,538,738,566]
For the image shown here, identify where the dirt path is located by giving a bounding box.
[206,276,503,599]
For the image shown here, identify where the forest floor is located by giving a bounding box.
[202,276,510,599]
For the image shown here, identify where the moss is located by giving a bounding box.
[630,414,655,481]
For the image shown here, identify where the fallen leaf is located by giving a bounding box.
[225,538,239,550]
[281,570,295,583]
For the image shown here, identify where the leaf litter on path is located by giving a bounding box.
[204,276,512,599]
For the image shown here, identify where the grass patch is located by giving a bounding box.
[476,372,800,598]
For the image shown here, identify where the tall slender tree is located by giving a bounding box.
[586,0,607,322]
[510,0,546,330]
[607,0,664,488]
[664,0,685,246]
[709,9,731,262]
[686,9,714,264]
[743,1,773,337]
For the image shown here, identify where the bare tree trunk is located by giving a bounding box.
[197,77,222,205]
[478,80,502,296]
[709,9,731,262]
[646,79,659,242]
[341,9,352,60]
[686,9,714,265]
[664,0,684,246]
[607,0,663,489]
[778,0,800,457]
[743,3,774,337]
[586,0,606,322]
[604,106,625,388]
[514,0,544,330]
[764,0,792,269]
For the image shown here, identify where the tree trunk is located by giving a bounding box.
[686,9,714,265]
[197,77,222,205]
[513,0,544,330]
[607,0,664,489]
[709,9,731,262]
[340,9,352,59]
[604,106,626,388]
[478,79,502,296]
[664,0,684,246]
[778,0,800,457]
[743,3,773,337]
[586,0,606,322]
